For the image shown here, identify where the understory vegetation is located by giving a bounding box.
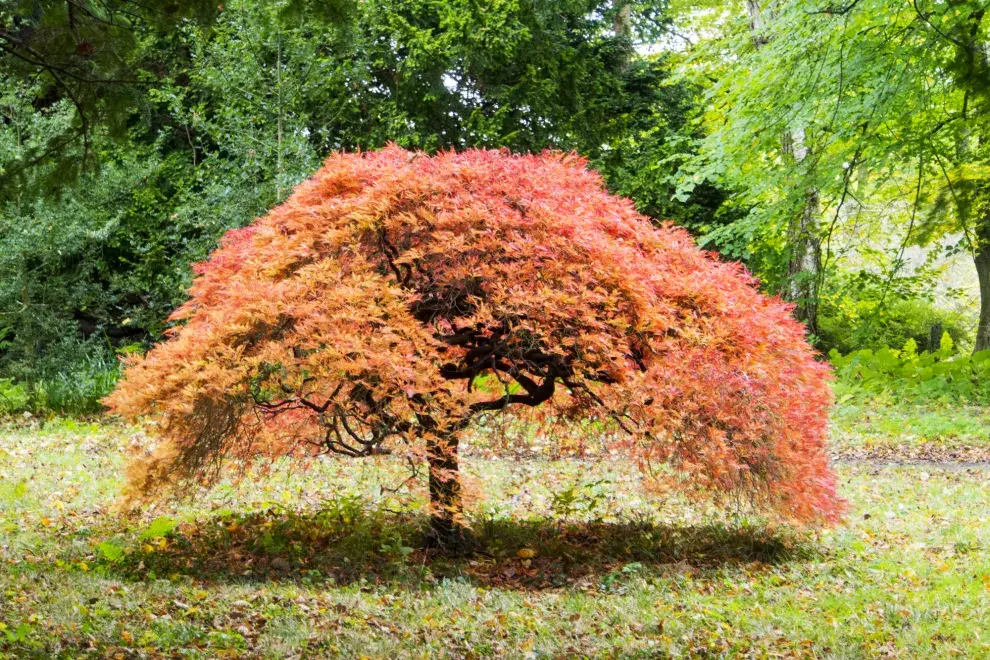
[2,408,990,658]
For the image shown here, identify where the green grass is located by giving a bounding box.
[2,416,990,657]
[830,393,990,461]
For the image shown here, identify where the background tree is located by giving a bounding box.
[2,0,718,406]
[13,0,985,416]
[677,0,990,351]
[0,0,216,188]
[107,147,843,546]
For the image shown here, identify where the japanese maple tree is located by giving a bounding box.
[107,146,843,545]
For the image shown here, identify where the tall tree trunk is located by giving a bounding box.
[785,189,822,335]
[746,0,767,44]
[947,8,989,354]
[747,2,821,335]
[781,130,822,335]
[425,432,468,549]
[613,0,633,69]
[613,0,631,39]
[975,226,990,352]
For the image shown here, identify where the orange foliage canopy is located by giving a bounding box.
[107,146,842,524]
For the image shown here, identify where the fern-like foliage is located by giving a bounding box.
[107,146,842,524]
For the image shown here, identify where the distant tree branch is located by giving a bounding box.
[807,0,863,16]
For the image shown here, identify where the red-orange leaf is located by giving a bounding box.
[106,146,843,524]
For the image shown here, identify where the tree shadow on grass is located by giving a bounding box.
[101,506,819,591]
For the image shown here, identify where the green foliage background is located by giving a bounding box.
[1,0,713,409]
[1,0,984,412]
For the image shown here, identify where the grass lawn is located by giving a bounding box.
[830,396,990,461]
[2,412,990,658]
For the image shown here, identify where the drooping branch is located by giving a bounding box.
[432,316,569,416]
[470,371,557,413]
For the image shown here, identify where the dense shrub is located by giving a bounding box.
[1,0,715,398]
[830,335,990,403]
[0,349,119,416]
[818,290,971,355]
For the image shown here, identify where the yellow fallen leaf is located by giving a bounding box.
[517,548,536,559]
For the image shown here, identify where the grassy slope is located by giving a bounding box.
[1,416,989,658]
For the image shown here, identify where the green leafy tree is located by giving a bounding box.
[679,0,990,351]
[1,0,720,399]
[0,0,216,189]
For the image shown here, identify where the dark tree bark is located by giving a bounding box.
[928,320,944,352]
[975,230,990,352]
[424,432,471,550]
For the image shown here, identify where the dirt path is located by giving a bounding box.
[829,441,990,467]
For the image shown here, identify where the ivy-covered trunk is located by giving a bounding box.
[785,185,822,337]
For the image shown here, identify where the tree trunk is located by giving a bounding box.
[613,0,631,40]
[747,2,821,335]
[424,433,471,550]
[613,0,633,70]
[945,9,989,353]
[975,235,990,352]
[928,321,944,353]
[746,0,768,45]
[781,129,822,336]
[786,188,822,336]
